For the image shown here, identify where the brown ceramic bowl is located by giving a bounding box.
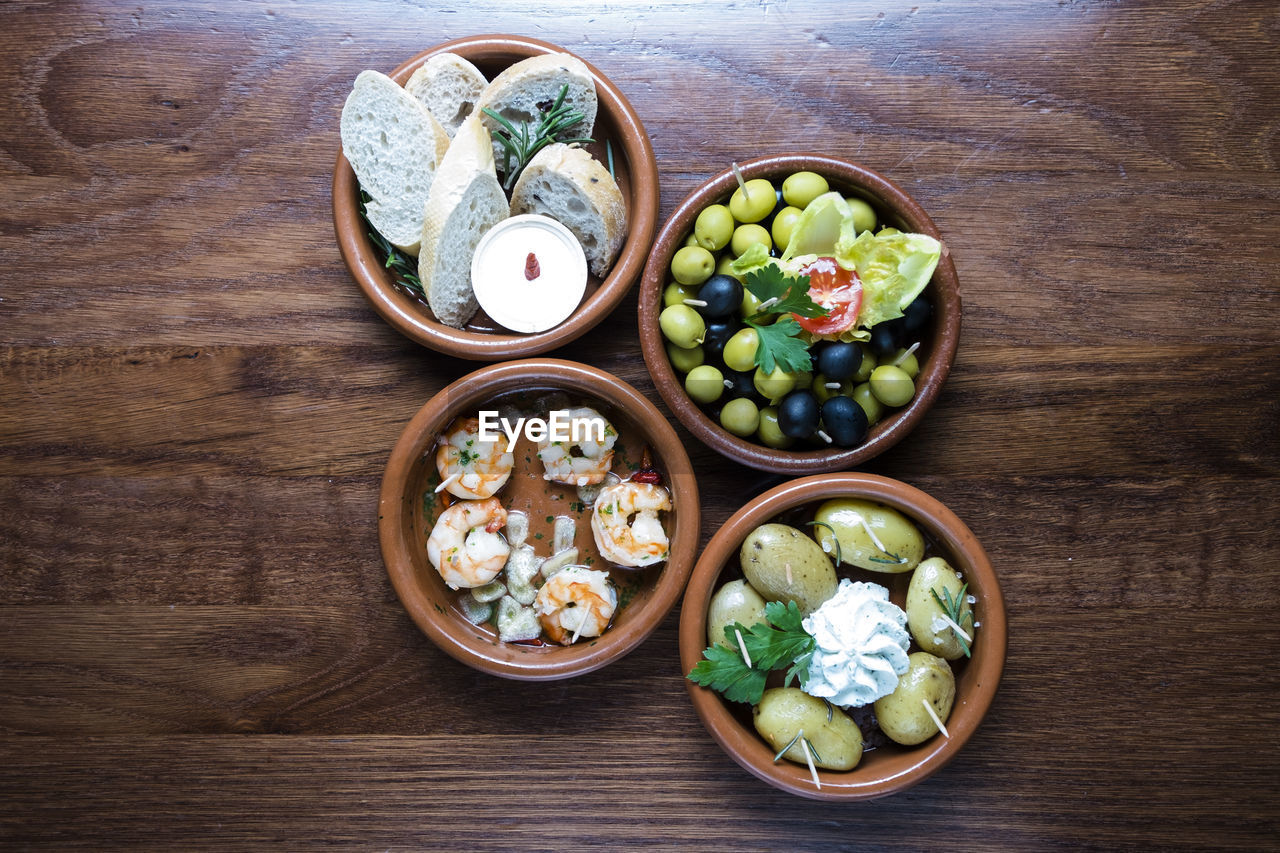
[679,473,1005,800]
[381,358,699,680]
[335,34,659,360]
[638,154,960,473]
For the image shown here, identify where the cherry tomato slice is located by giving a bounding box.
[794,256,862,337]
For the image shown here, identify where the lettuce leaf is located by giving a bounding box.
[780,192,856,264]
[729,242,771,277]
[836,227,941,329]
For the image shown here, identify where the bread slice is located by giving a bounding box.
[474,53,597,171]
[418,114,510,328]
[510,143,627,278]
[340,70,451,256]
[404,53,487,138]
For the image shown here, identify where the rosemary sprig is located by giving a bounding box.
[805,520,842,565]
[357,190,424,296]
[930,583,974,658]
[773,729,822,764]
[483,84,594,191]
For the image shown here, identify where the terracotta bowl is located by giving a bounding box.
[638,154,960,473]
[381,358,699,680]
[334,34,659,360]
[679,473,1005,800]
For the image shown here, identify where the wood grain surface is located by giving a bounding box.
[2,0,1278,849]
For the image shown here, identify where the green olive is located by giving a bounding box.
[770,206,803,252]
[728,179,776,223]
[715,254,742,281]
[731,223,772,257]
[723,327,760,372]
[719,397,760,437]
[855,343,877,382]
[694,204,735,252]
[812,373,853,404]
[659,304,705,349]
[890,346,920,379]
[782,171,830,209]
[671,245,715,286]
[852,382,885,425]
[663,281,700,308]
[754,366,797,402]
[666,341,704,374]
[739,288,763,317]
[757,406,793,449]
[846,196,877,234]
[685,364,725,404]
[870,364,915,407]
[683,232,700,248]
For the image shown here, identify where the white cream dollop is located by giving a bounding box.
[800,579,910,707]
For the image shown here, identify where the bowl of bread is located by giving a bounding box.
[334,35,659,360]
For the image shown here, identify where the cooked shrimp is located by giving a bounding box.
[533,566,618,645]
[436,416,514,500]
[537,406,617,487]
[590,480,672,568]
[426,498,510,589]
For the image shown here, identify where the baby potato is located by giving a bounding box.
[753,687,863,771]
[812,498,925,573]
[706,579,768,647]
[906,557,974,660]
[739,523,837,615]
[873,652,955,745]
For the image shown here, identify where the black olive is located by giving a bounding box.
[817,341,860,381]
[694,275,743,320]
[870,318,905,356]
[902,295,932,333]
[777,389,820,438]
[701,320,735,363]
[821,395,869,447]
[722,368,757,401]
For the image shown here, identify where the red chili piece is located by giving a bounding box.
[510,637,546,647]
[631,469,662,485]
[524,252,541,281]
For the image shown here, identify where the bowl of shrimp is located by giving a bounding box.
[380,358,700,680]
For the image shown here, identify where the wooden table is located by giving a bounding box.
[2,1,1277,848]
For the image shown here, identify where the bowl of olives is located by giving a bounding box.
[679,473,1006,799]
[637,154,960,473]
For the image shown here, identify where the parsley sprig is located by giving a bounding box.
[687,600,816,705]
[741,266,829,373]
[484,84,594,191]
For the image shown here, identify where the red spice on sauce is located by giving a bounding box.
[524,252,541,281]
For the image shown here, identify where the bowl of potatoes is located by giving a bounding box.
[679,473,1005,800]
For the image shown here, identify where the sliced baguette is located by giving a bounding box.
[340,69,450,256]
[404,53,487,138]
[418,113,510,328]
[510,143,627,278]
[474,53,597,171]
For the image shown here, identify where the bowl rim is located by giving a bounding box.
[638,153,961,473]
[380,357,701,680]
[334,33,659,361]
[678,472,1006,800]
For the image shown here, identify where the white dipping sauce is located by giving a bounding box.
[470,214,588,334]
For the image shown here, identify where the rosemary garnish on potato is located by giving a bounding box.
[930,583,974,657]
